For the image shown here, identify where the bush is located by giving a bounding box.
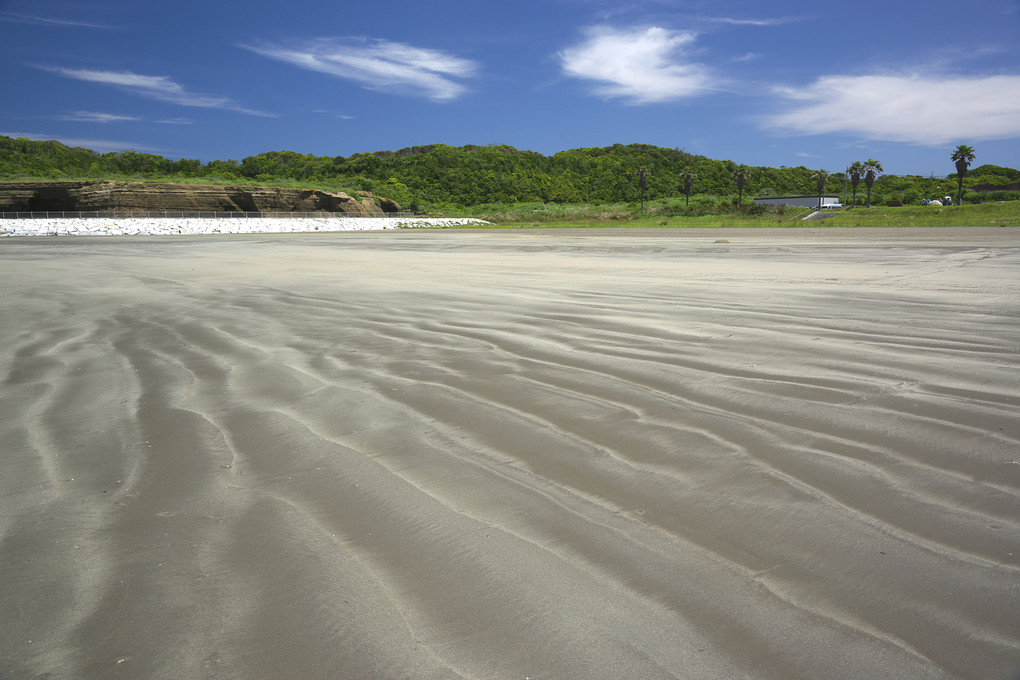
[963,190,1020,203]
[747,203,788,216]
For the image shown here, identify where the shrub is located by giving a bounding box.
[747,203,788,216]
[964,190,1020,203]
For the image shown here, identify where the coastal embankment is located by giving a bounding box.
[0,216,488,236]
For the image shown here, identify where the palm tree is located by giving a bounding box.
[846,161,864,207]
[635,167,650,211]
[732,166,750,206]
[811,169,830,208]
[863,159,883,208]
[680,171,697,208]
[951,144,976,204]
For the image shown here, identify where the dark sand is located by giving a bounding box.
[2,227,1018,679]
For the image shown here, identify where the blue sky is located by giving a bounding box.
[2,0,1019,176]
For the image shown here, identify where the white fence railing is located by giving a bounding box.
[0,210,414,219]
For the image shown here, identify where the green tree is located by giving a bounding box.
[680,171,697,208]
[951,144,976,204]
[863,159,883,208]
[811,169,830,208]
[5,135,1018,213]
[846,161,865,207]
[732,166,750,205]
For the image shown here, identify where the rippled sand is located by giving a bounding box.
[2,227,1018,680]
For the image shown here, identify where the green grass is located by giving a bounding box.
[443,200,805,227]
[446,201,1020,229]
[5,174,1018,227]
[810,202,1020,227]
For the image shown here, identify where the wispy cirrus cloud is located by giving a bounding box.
[243,38,478,102]
[762,73,1020,145]
[55,111,141,123]
[730,52,761,63]
[701,16,802,27]
[0,12,117,29]
[558,26,714,104]
[36,66,272,116]
[311,109,355,120]
[51,111,193,124]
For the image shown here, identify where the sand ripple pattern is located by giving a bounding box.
[2,231,1019,679]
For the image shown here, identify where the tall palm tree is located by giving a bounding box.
[732,166,750,206]
[846,161,864,207]
[635,167,650,211]
[951,144,976,204]
[811,169,830,208]
[680,171,697,208]
[863,159,883,208]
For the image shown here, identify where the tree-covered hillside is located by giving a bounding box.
[2,136,1017,210]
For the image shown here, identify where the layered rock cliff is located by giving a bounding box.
[0,181,402,214]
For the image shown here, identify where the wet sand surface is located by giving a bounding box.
[1,227,1018,680]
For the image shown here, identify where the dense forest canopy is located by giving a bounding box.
[3,135,1017,210]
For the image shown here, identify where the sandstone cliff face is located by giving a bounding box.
[0,181,402,214]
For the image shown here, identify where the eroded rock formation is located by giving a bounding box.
[0,181,402,214]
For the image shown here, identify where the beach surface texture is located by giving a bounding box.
[1,227,1018,680]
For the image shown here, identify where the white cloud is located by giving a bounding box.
[763,73,1020,145]
[558,26,713,103]
[37,66,272,116]
[42,67,223,106]
[730,52,760,63]
[311,110,354,119]
[702,16,800,27]
[0,12,115,29]
[244,38,477,102]
[55,111,141,123]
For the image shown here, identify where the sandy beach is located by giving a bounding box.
[1,227,1018,680]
